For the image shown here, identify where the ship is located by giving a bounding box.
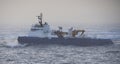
[18,13,113,46]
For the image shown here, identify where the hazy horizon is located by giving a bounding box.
[0,0,120,29]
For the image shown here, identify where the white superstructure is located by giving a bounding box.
[28,13,51,38]
[28,13,85,38]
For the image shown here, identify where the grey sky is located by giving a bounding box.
[0,0,120,28]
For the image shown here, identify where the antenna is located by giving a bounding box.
[38,13,43,27]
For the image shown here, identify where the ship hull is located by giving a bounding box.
[18,36,113,46]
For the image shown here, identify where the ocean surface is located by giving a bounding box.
[0,25,120,64]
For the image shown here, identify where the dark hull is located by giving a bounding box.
[18,36,113,46]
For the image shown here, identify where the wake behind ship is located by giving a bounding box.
[18,13,113,46]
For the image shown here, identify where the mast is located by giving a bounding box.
[38,13,43,27]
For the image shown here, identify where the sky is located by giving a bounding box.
[0,0,120,28]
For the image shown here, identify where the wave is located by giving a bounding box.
[0,36,26,48]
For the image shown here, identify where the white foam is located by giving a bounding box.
[1,37,26,48]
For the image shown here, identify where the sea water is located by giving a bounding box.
[0,25,120,64]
